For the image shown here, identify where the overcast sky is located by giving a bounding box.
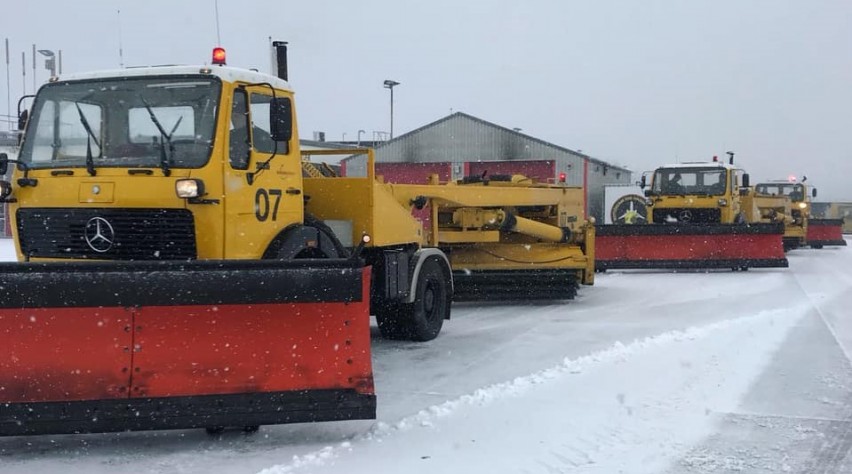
[2,0,850,199]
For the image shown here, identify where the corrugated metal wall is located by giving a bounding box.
[586,162,632,223]
[467,161,555,184]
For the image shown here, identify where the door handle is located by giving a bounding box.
[285,187,302,195]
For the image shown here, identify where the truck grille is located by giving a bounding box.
[17,208,197,260]
[652,208,721,224]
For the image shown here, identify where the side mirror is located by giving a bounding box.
[812,188,817,198]
[269,97,292,142]
[643,189,652,197]
[0,153,7,175]
[17,109,28,131]
[742,173,750,188]
[639,175,646,189]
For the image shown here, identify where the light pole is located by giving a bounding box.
[383,79,399,139]
[37,49,56,78]
[357,129,365,146]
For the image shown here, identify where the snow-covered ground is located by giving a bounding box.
[0,238,850,473]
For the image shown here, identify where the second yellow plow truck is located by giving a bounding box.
[751,179,846,249]
[0,43,593,436]
[595,154,788,270]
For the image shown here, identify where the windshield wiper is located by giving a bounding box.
[140,98,173,177]
[74,103,101,176]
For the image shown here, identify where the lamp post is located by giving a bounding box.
[37,49,56,78]
[383,79,400,139]
[357,129,365,146]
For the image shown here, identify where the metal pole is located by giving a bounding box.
[117,9,124,68]
[31,44,35,92]
[5,38,9,131]
[58,50,62,74]
[383,80,399,140]
[21,51,25,96]
[214,0,222,45]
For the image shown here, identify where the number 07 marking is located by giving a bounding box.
[255,188,283,221]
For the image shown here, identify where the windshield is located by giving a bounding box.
[755,183,806,201]
[651,167,727,196]
[18,76,221,170]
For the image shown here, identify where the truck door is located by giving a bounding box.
[223,86,303,259]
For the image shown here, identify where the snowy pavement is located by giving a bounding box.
[0,238,850,473]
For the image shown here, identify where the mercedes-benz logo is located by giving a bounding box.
[84,217,115,253]
[678,210,693,222]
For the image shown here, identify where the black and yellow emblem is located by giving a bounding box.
[611,194,648,224]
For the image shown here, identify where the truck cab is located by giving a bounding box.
[754,180,819,249]
[3,65,320,262]
[641,162,748,224]
[754,181,817,221]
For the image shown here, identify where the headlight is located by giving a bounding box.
[718,198,728,206]
[175,179,205,198]
[797,202,808,209]
[0,181,11,200]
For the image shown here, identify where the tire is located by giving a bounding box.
[268,213,349,260]
[812,244,824,249]
[243,425,260,434]
[376,257,450,342]
[302,213,349,258]
[205,426,225,435]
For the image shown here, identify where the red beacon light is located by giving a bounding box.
[788,174,797,183]
[212,47,227,66]
[558,172,567,183]
[712,155,718,162]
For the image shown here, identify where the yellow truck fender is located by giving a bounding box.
[405,248,453,305]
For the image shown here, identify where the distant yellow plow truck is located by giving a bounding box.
[752,180,846,249]
[595,154,788,270]
[0,42,593,436]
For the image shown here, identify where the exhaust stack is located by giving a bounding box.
[272,40,288,81]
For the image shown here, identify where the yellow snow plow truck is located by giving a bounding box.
[752,180,846,249]
[595,154,788,270]
[0,43,593,436]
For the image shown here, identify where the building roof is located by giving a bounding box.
[341,111,630,172]
[299,139,362,150]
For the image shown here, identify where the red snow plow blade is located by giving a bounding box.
[806,219,847,248]
[595,223,788,270]
[0,259,375,436]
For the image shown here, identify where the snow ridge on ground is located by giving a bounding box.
[258,304,807,474]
